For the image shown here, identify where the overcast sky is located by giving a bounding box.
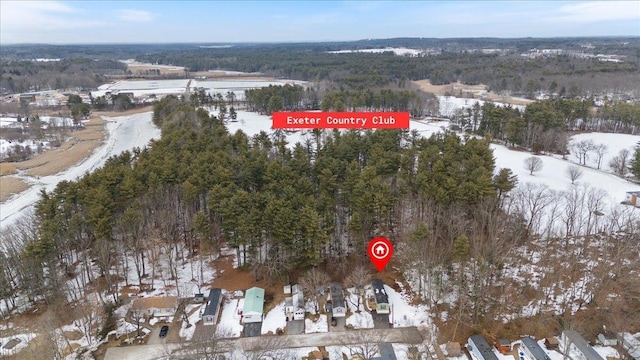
[1,1,639,44]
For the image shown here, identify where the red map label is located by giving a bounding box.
[272,112,410,129]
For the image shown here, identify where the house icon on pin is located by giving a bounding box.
[375,245,386,255]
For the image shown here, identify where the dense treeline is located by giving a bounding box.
[450,99,640,155]
[6,96,517,307]
[244,84,316,113]
[319,88,439,117]
[242,85,440,117]
[0,58,127,93]
[132,45,640,97]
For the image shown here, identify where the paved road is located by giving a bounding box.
[235,327,423,350]
[105,327,423,360]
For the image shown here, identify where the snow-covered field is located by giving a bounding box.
[91,77,309,100]
[438,95,526,117]
[327,47,422,56]
[1,111,161,230]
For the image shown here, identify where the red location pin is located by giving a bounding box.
[367,237,393,272]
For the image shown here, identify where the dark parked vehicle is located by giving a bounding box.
[159,325,169,338]
[331,317,337,326]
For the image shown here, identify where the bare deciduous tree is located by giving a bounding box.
[594,143,608,169]
[340,330,387,360]
[609,148,631,176]
[524,156,544,175]
[299,267,330,314]
[570,139,595,165]
[565,165,584,185]
[345,264,372,310]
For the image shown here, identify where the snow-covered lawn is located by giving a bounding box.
[570,132,639,170]
[304,314,328,334]
[180,303,205,340]
[261,302,286,335]
[217,298,243,337]
[385,283,433,331]
[345,290,374,329]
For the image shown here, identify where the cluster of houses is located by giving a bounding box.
[463,330,640,360]
[125,277,395,338]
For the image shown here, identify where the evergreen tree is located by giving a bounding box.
[631,142,640,178]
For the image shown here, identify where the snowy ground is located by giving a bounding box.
[327,47,423,56]
[261,302,286,335]
[385,283,434,334]
[1,111,161,230]
[0,115,74,159]
[345,290,374,329]
[305,314,328,334]
[179,303,205,341]
[217,297,243,337]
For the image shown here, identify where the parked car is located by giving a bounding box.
[159,325,169,338]
[331,317,337,326]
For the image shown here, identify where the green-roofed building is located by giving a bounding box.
[242,287,265,323]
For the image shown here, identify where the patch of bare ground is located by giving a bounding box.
[210,255,286,313]
[0,176,30,202]
[412,79,455,95]
[413,79,534,107]
[95,105,153,117]
[0,162,18,176]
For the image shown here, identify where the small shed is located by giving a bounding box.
[544,337,559,350]
[495,338,511,354]
[597,331,618,346]
[625,191,640,207]
[202,288,222,326]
